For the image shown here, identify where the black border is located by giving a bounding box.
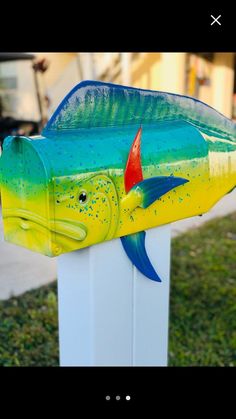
[0,366,235,410]
[1,6,234,52]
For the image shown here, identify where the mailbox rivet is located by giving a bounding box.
[54,246,61,255]
[20,221,29,230]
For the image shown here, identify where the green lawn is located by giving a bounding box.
[1,213,236,366]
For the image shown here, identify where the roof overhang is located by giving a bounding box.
[0,53,35,62]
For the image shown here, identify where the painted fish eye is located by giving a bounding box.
[79,191,88,204]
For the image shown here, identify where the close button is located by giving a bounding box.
[211,14,222,26]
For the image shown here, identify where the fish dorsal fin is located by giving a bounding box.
[124,127,143,193]
[43,80,236,141]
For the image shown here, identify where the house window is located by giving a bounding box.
[0,60,40,121]
[0,61,18,117]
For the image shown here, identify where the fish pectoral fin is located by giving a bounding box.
[120,231,161,282]
[121,175,189,213]
[134,175,189,209]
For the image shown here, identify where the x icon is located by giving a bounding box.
[211,14,221,26]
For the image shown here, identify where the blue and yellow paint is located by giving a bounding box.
[1,81,236,281]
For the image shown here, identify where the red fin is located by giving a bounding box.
[124,127,143,193]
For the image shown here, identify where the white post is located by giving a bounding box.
[57,224,171,366]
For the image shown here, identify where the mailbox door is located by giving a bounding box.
[1,136,55,256]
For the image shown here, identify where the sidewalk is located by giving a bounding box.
[0,207,56,300]
[0,189,236,300]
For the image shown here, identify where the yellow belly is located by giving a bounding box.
[116,150,236,238]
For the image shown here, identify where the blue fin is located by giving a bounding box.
[133,176,189,208]
[42,80,236,142]
[120,231,161,282]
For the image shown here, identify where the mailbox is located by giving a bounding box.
[1,80,236,281]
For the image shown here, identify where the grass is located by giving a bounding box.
[0,283,59,366]
[169,212,236,366]
[1,213,236,366]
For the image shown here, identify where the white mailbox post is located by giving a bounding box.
[57,224,171,366]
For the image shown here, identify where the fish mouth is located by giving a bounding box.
[3,208,87,243]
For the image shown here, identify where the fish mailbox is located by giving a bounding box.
[1,80,236,283]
